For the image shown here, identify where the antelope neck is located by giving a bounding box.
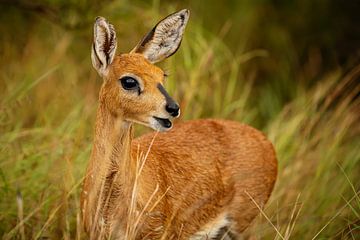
[92,102,133,174]
[82,101,136,231]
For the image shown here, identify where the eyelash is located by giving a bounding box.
[163,69,171,78]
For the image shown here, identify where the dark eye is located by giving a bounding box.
[119,76,140,91]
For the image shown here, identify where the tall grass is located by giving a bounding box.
[0,1,359,239]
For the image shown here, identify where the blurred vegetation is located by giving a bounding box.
[0,0,359,239]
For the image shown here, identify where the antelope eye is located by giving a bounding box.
[119,76,139,91]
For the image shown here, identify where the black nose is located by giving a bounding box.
[165,102,180,117]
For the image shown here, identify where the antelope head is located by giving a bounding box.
[91,9,189,131]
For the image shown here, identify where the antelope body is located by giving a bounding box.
[81,9,277,240]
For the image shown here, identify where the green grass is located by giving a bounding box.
[1,1,359,239]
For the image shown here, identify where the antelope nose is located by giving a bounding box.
[165,102,180,117]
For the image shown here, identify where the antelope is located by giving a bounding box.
[81,9,277,240]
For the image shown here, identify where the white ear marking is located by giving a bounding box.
[131,9,190,63]
[91,16,117,76]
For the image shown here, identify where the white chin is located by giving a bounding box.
[149,117,172,132]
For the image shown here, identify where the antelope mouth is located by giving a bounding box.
[153,116,172,129]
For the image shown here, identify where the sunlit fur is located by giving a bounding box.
[81,10,277,240]
[102,53,170,131]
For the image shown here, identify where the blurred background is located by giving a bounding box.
[0,0,359,239]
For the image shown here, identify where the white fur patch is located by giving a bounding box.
[190,213,231,240]
[92,16,117,76]
[132,9,190,63]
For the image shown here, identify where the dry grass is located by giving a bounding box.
[0,1,359,239]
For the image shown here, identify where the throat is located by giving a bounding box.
[81,103,136,232]
[93,104,134,183]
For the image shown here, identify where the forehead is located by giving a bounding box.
[110,53,164,82]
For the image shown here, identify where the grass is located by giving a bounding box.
[1,1,359,239]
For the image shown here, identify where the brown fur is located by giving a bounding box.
[81,53,277,239]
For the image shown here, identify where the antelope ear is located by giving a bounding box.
[91,17,117,76]
[131,9,190,63]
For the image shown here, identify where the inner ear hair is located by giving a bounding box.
[91,16,117,76]
[131,9,190,63]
